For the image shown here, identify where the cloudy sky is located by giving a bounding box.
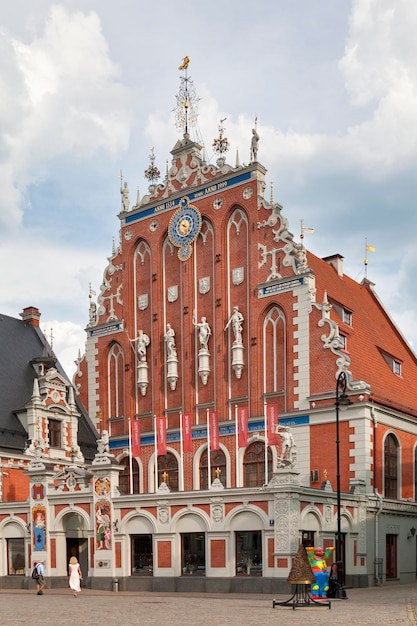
[1,0,416,377]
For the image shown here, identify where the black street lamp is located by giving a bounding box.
[335,370,351,599]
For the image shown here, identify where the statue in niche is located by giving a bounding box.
[121,180,130,211]
[164,324,177,358]
[224,306,244,344]
[192,313,211,351]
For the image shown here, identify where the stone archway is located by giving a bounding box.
[62,513,89,578]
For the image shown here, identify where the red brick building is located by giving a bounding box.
[1,67,417,592]
[72,67,417,591]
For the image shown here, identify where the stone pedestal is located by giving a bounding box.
[137,360,149,396]
[231,342,245,379]
[197,348,210,385]
[167,355,179,390]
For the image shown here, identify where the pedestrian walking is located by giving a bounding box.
[68,556,82,598]
[34,560,46,595]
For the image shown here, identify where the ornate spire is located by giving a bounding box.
[173,57,200,140]
[144,147,161,189]
[212,118,229,166]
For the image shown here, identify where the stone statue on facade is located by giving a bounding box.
[276,426,296,467]
[96,430,110,454]
[250,127,259,162]
[136,330,150,362]
[164,324,177,358]
[224,306,244,344]
[192,314,211,351]
[121,181,130,211]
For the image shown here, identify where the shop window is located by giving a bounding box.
[49,419,61,448]
[119,457,140,495]
[384,434,398,499]
[200,449,226,489]
[181,532,206,575]
[243,442,272,487]
[235,531,262,576]
[131,534,153,575]
[7,538,25,575]
[157,453,178,491]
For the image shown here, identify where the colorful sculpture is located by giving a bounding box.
[305,546,335,598]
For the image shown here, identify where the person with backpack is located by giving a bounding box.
[33,561,46,595]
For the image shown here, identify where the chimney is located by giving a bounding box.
[20,306,41,327]
[322,254,344,277]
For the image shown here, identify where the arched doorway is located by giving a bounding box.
[63,513,88,578]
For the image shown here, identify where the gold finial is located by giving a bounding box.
[323,469,328,479]
[178,56,190,70]
[215,467,221,479]
[162,471,168,483]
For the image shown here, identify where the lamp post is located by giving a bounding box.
[335,370,351,599]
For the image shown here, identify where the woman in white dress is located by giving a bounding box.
[68,556,82,597]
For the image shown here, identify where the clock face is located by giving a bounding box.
[168,204,202,247]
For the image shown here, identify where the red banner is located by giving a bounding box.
[156,416,167,455]
[266,404,280,445]
[131,419,141,457]
[237,407,248,448]
[209,410,219,451]
[182,413,192,453]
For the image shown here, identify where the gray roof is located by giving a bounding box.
[0,312,98,460]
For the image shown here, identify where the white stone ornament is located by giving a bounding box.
[167,285,178,303]
[138,294,148,310]
[199,277,210,295]
[232,267,244,286]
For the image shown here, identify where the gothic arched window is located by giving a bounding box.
[263,306,286,400]
[384,433,399,499]
[108,343,125,420]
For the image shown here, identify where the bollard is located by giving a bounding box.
[113,578,119,592]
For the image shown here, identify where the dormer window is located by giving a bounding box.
[381,351,402,377]
[393,360,402,376]
[342,309,352,325]
[339,333,347,350]
[329,299,352,326]
[49,419,61,448]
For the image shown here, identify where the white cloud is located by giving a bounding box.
[0,5,133,232]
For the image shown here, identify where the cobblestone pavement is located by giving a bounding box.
[0,583,417,626]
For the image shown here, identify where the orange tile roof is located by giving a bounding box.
[307,251,417,416]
